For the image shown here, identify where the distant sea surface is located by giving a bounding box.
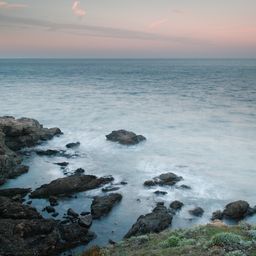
[0,59,256,253]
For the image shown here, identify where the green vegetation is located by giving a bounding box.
[87,223,256,256]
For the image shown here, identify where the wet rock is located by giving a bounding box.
[102,185,120,192]
[66,142,80,149]
[26,200,32,205]
[179,184,191,190]
[52,212,59,218]
[170,200,184,210]
[0,178,6,185]
[0,187,31,198]
[78,214,93,228]
[106,130,146,145]
[124,202,172,238]
[144,172,183,187]
[81,211,91,216]
[189,207,204,217]
[67,208,79,218]
[49,196,58,206]
[0,116,62,182]
[55,162,69,167]
[0,218,95,256]
[91,193,122,219]
[154,190,167,196]
[44,206,55,213]
[109,239,116,245]
[36,149,62,156]
[30,174,114,198]
[0,196,41,219]
[211,210,223,220]
[223,200,250,220]
[74,168,85,174]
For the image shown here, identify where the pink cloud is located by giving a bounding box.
[149,19,169,29]
[0,1,27,9]
[72,1,86,17]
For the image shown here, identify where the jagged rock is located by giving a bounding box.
[223,200,250,220]
[189,207,204,217]
[170,200,184,210]
[36,149,62,156]
[0,116,62,182]
[91,193,122,219]
[78,214,93,228]
[106,130,146,145]
[0,196,41,219]
[0,188,31,198]
[74,168,85,174]
[66,142,80,148]
[0,218,95,256]
[144,172,183,187]
[30,174,114,198]
[124,202,172,238]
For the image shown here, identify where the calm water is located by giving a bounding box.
[0,59,256,253]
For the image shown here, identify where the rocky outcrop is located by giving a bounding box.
[0,116,62,183]
[91,193,122,219]
[0,196,96,256]
[124,202,172,238]
[106,130,146,145]
[0,187,31,198]
[144,172,183,187]
[30,174,114,198]
[66,142,80,148]
[211,200,256,221]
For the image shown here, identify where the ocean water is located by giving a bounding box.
[0,59,256,253]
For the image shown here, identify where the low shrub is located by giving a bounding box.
[210,232,242,247]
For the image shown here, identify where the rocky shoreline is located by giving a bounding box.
[0,116,256,256]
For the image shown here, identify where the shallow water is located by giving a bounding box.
[0,59,256,254]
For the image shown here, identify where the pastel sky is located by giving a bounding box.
[0,0,256,58]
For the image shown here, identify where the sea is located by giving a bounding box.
[0,59,256,254]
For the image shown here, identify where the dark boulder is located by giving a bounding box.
[36,149,62,156]
[49,196,58,206]
[170,200,184,210]
[144,172,183,187]
[54,162,69,167]
[223,200,250,220]
[44,206,55,213]
[102,185,120,192]
[124,202,172,238]
[91,193,122,219]
[106,130,146,145]
[66,142,80,149]
[78,214,93,228]
[189,207,204,217]
[74,168,85,174]
[30,174,114,198]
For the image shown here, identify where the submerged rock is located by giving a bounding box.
[189,207,204,217]
[91,193,122,219]
[124,202,172,238]
[78,214,93,228]
[106,130,146,145]
[30,174,114,198]
[170,200,184,210]
[144,172,183,187]
[154,190,168,196]
[67,208,79,218]
[36,149,62,156]
[55,161,69,167]
[102,185,120,192]
[66,142,80,148]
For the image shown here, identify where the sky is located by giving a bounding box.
[0,0,256,58]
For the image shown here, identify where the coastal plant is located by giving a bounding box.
[160,235,180,248]
[210,232,242,247]
[248,230,256,240]
[224,250,247,256]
